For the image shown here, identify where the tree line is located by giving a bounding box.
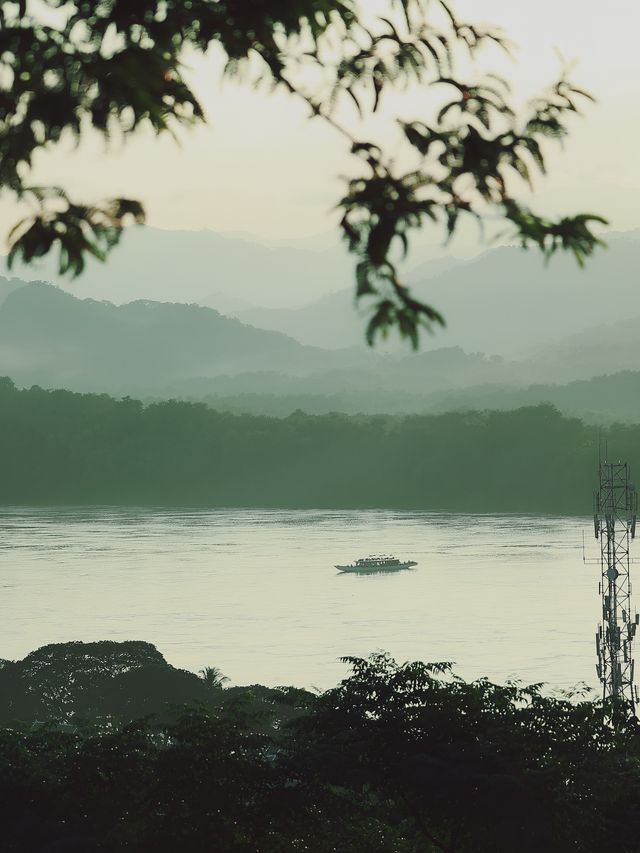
[0,377,627,513]
[1,640,639,852]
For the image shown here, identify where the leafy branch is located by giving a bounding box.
[0,0,606,346]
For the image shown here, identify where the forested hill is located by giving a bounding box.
[0,282,374,391]
[182,370,640,422]
[0,378,621,514]
[8,280,640,406]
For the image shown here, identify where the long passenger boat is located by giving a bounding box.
[335,554,417,574]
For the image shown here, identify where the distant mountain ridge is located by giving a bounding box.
[228,232,640,354]
[161,370,640,423]
[528,314,640,381]
[3,276,640,423]
[0,275,29,307]
[0,282,520,396]
[2,232,640,409]
[4,226,356,310]
[229,256,464,349]
[5,225,639,358]
[0,283,377,392]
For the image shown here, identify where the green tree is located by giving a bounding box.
[0,382,609,512]
[2,0,605,345]
[2,647,640,852]
[199,665,230,690]
[0,640,215,726]
[288,653,640,853]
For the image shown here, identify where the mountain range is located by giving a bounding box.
[4,227,359,310]
[5,225,639,356]
[230,231,640,353]
[0,282,379,393]
[1,275,640,403]
[1,226,639,419]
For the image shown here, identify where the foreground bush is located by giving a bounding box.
[0,645,639,852]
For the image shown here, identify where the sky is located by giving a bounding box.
[2,0,639,250]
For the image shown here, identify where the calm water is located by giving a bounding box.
[0,508,602,691]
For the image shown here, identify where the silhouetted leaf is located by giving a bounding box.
[0,0,606,347]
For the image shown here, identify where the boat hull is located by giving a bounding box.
[336,561,417,574]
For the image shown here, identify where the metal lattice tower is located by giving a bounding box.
[593,462,639,714]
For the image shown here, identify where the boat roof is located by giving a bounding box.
[356,554,397,561]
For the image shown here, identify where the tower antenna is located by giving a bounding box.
[593,460,639,720]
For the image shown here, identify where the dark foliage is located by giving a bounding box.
[1,1,604,345]
[1,645,640,852]
[0,377,611,512]
[0,640,211,726]
[0,640,314,732]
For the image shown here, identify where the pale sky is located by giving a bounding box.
[3,0,639,248]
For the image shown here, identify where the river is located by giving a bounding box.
[0,507,601,692]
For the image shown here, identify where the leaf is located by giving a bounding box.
[0,0,606,350]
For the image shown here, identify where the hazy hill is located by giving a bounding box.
[408,371,640,425]
[4,226,463,316]
[0,283,379,392]
[150,347,513,401]
[163,370,640,423]
[4,226,355,310]
[236,289,373,350]
[200,291,257,315]
[3,267,640,406]
[235,257,463,349]
[0,275,28,307]
[408,230,640,356]
[527,315,640,381]
[6,225,638,357]
[0,282,530,398]
[231,231,640,354]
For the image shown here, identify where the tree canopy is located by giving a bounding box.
[2,644,640,852]
[0,378,610,513]
[2,0,605,345]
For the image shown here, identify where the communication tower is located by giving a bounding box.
[593,461,639,716]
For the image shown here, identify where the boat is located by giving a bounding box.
[335,554,417,574]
